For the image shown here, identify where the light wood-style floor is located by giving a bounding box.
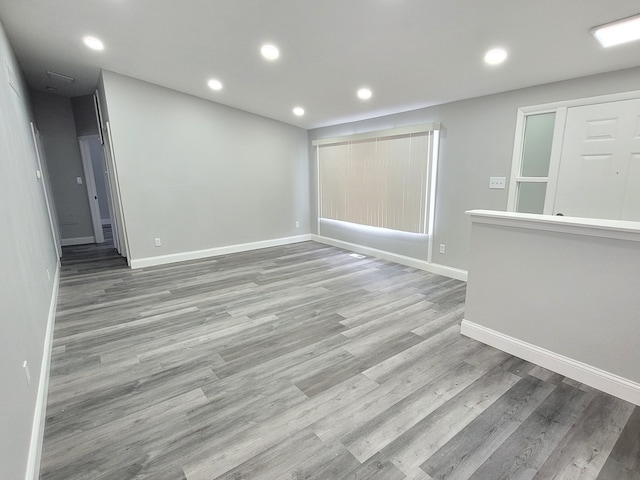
[41,239,640,480]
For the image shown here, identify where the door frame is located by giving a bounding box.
[104,121,131,263]
[30,122,62,257]
[507,89,640,214]
[78,135,105,244]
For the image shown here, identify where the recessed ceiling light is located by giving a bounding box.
[207,79,223,91]
[592,14,640,47]
[293,107,305,116]
[484,48,508,65]
[357,88,372,100]
[261,44,280,60]
[83,36,104,51]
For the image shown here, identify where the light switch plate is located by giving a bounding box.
[489,177,506,189]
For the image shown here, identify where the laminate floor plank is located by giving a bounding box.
[421,376,555,480]
[465,383,595,480]
[342,361,485,463]
[532,393,635,479]
[41,238,640,480]
[380,366,521,476]
[608,406,640,473]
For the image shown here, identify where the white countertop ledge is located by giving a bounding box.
[466,210,640,242]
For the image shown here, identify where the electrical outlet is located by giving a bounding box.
[154,238,161,247]
[439,244,446,254]
[295,221,300,228]
[76,176,83,184]
[46,268,51,281]
[489,176,506,189]
[23,361,31,387]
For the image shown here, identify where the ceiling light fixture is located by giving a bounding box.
[83,36,104,51]
[261,44,280,60]
[592,14,640,47]
[293,107,305,116]
[207,79,223,91]
[484,48,508,65]
[357,88,372,100]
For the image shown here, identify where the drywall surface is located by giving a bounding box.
[464,211,640,384]
[32,90,94,241]
[0,20,59,480]
[101,70,310,261]
[309,67,640,271]
[318,218,429,260]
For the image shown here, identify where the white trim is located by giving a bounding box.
[506,108,525,212]
[543,107,567,214]
[25,262,60,480]
[311,122,441,146]
[426,130,439,263]
[461,320,640,406]
[130,235,312,269]
[311,234,467,281]
[30,123,62,258]
[515,177,548,183]
[466,209,640,242]
[61,236,95,246]
[105,121,130,264]
[518,89,640,114]
[101,218,111,226]
[316,146,321,236]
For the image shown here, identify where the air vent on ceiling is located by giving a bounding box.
[46,70,75,84]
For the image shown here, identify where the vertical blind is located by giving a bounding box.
[315,125,438,234]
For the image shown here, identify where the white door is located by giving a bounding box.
[78,136,105,243]
[553,99,640,220]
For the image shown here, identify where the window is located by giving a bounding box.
[514,112,556,214]
[313,124,440,235]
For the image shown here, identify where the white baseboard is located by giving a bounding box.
[25,261,60,480]
[310,234,468,281]
[461,320,640,406]
[60,236,95,246]
[130,234,313,269]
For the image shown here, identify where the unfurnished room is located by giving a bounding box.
[1,1,640,479]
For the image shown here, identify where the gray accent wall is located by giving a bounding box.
[100,70,310,261]
[309,67,640,271]
[32,90,94,241]
[71,94,99,136]
[0,20,59,480]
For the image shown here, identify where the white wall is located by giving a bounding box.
[100,70,310,262]
[309,67,640,271]
[0,20,59,480]
[31,90,94,241]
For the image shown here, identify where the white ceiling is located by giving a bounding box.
[1,0,640,129]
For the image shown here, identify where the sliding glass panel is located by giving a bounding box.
[516,182,547,214]
[521,112,556,177]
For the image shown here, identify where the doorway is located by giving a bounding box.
[508,91,640,221]
[78,134,114,246]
